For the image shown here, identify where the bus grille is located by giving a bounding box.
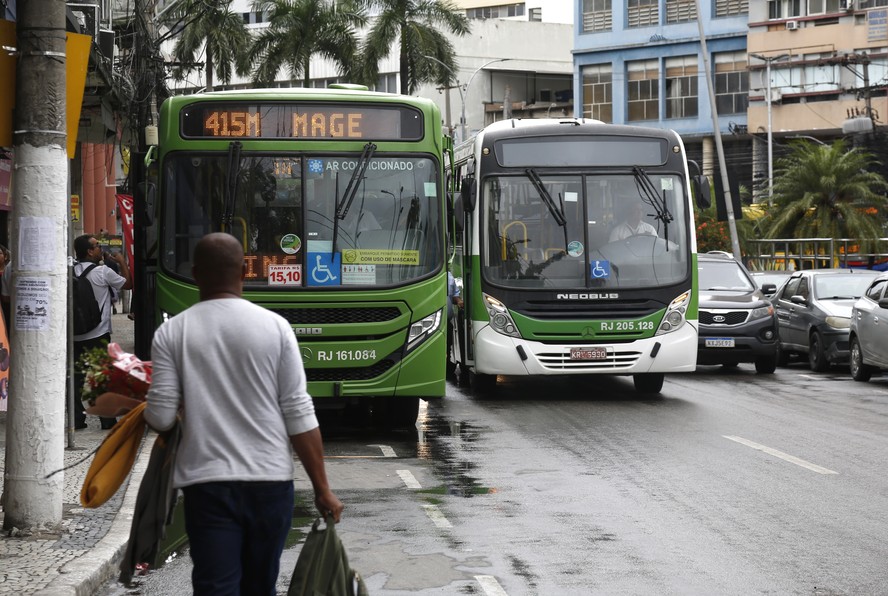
[273,307,401,325]
[305,360,396,382]
[537,349,641,371]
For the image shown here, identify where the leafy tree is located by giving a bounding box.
[357,0,470,94]
[764,140,888,247]
[163,0,252,91]
[240,0,367,86]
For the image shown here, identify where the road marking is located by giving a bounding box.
[397,469,422,489]
[724,435,838,475]
[475,575,509,595]
[421,503,452,529]
[326,444,397,459]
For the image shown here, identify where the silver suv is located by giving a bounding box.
[849,272,888,382]
[697,252,779,374]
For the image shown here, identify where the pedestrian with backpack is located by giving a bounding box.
[72,234,132,429]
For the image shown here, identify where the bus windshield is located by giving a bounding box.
[482,172,689,289]
[161,153,441,287]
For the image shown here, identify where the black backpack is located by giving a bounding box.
[73,263,102,335]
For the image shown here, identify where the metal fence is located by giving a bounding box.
[744,238,888,271]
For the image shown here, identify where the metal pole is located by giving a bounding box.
[695,0,742,261]
[766,58,774,207]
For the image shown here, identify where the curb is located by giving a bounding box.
[36,432,154,596]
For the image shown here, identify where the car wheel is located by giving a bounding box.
[633,373,664,394]
[850,337,872,383]
[755,355,777,374]
[808,330,829,372]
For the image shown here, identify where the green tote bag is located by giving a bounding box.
[288,515,368,596]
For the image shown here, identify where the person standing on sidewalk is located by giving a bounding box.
[73,234,132,429]
[144,232,343,596]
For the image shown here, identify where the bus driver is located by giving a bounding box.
[609,203,658,242]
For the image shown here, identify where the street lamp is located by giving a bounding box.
[751,53,789,207]
[461,58,510,141]
[423,56,511,142]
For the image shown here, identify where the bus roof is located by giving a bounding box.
[163,87,439,111]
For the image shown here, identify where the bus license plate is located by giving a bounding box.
[570,347,608,360]
[705,337,735,348]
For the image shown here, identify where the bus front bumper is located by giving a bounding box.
[472,322,698,376]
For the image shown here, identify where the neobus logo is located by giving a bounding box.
[294,327,323,335]
[556,293,620,300]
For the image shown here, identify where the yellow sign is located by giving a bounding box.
[0,22,92,159]
[341,249,420,265]
[71,193,80,222]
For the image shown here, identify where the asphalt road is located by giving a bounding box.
[101,361,888,595]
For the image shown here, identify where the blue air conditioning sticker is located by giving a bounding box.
[307,159,325,175]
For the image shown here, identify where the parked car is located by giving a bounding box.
[773,268,881,371]
[749,270,793,297]
[849,272,888,382]
[697,252,779,373]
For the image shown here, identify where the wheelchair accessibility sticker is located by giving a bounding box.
[591,260,611,279]
[307,253,341,286]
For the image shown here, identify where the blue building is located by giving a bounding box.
[573,1,754,195]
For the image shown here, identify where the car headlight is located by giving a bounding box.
[482,293,520,338]
[406,309,443,352]
[656,291,690,336]
[825,316,850,329]
[749,304,774,321]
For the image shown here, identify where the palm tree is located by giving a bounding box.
[357,0,470,94]
[239,0,366,87]
[764,140,888,247]
[163,0,252,91]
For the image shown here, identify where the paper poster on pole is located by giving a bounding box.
[15,277,51,331]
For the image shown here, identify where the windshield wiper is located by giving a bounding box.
[525,168,568,250]
[332,142,376,252]
[632,166,673,247]
[222,141,243,233]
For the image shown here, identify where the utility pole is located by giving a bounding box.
[750,53,789,207]
[4,0,68,530]
[695,0,742,261]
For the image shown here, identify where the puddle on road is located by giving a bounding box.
[413,412,494,498]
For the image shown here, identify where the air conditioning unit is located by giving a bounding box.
[785,20,800,31]
[840,0,853,10]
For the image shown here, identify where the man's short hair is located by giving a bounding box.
[74,234,95,261]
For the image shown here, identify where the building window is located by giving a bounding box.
[374,73,398,93]
[582,0,612,32]
[665,56,698,119]
[529,7,542,21]
[627,59,659,121]
[714,0,748,17]
[628,0,658,27]
[808,0,840,14]
[467,4,526,19]
[803,52,840,92]
[768,0,802,18]
[666,0,696,23]
[582,64,613,123]
[860,0,888,7]
[714,51,748,114]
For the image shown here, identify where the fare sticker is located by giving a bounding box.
[268,264,302,286]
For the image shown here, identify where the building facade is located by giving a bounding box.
[573,1,754,198]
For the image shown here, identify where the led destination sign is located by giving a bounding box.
[180,103,423,140]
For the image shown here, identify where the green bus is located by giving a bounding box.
[138,87,448,426]
[447,119,708,393]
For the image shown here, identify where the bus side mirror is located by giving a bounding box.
[460,177,476,212]
[451,192,464,232]
[693,175,710,209]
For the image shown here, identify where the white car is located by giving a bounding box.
[849,272,888,382]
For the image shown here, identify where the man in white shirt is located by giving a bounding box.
[145,232,342,595]
[609,203,659,242]
[72,234,131,429]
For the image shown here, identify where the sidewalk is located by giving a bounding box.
[0,313,152,595]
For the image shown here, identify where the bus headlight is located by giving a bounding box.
[483,293,521,338]
[406,309,443,352]
[656,291,690,336]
